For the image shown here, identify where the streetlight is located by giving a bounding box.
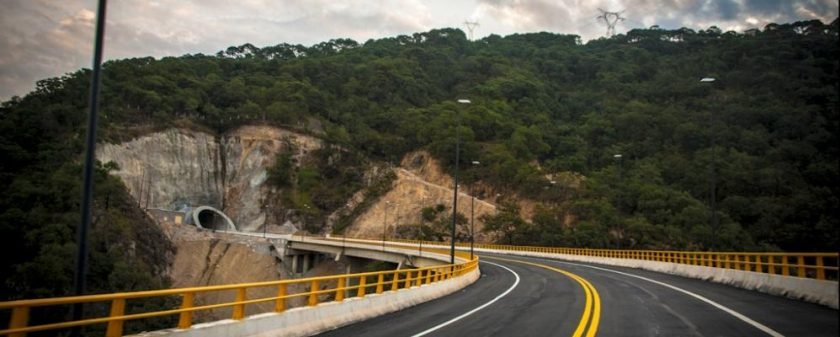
[302,204,310,241]
[73,1,107,332]
[382,201,392,251]
[614,153,623,210]
[391,202,399,239]
[342,203,351,248]
[613,154,623,249]
[451,99,471,265]
[469,161,480,260]
[700,77,718,247]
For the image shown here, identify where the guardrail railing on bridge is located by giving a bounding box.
[0,239,478,337]
[382,238,839,281]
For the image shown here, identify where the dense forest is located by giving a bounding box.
[1,19,837,305]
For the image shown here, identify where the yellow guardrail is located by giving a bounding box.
[386,238,839,281]
[0,243,479,337]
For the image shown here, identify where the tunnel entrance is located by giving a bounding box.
[191,206,237,231]
[198,210,227,230]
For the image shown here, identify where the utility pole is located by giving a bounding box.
[596,8,625,37]
[464,20,479,41]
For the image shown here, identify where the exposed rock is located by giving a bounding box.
[97,125,322,232]
[348,151,500,241]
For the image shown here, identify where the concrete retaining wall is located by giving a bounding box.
[130,268,480,337]
[471,248,839,309]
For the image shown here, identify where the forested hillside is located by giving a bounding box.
[1,19,837,305]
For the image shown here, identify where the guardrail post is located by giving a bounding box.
[426,270,433,284]
[391,271,400,291]
[309,280,320,306]
[767,256,776,275]
[336,278,346,302]
[233,288,247,319]
[178,292,194,329]
[782,256,790,276]
[276,284,287,312]
[9,306,29,337]
[754,255,762,273]
[105,298,126,337]
[357,276,367,297]
[797,256,806,278]
[816,256,825,280]
[404,271,412,288]
[416,270,424,286]
[375,274,385,294]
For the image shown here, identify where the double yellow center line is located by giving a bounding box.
[485,256,601,337]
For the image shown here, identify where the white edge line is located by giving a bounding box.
[411,261,521,337]
[556,260,785,337]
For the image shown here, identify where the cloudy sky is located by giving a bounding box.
[1,0,837,100]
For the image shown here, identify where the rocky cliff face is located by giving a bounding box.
[97,125,322,232]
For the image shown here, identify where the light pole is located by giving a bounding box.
[613,154,622,249]
[451,98,470,264]
[73,1,107,334]
[342,203,350,248]
[614,153,623,210]
[383,201,392,251]
[391,202,399,239]
[302,204,310,241]
[470,160,480,260]
[701,77,718,248]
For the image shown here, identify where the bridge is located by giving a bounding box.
[1,234,837,336]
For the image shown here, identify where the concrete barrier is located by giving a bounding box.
[128,237,479,337]
[129,268,480,337]
[473,248,839,309]
[336,239,838,309]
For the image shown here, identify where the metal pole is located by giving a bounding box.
[73,0,107,334]
[614,154,622,249]
[470,195,475,260]
[710,109,718,247]
[382,203,387,251]
[451,99,470,264]
[450,109,461,265]
[701,77,718,249]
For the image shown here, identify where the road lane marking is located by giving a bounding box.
[411,261,521,337]
[485,256,601,337]
[556,261,785,337]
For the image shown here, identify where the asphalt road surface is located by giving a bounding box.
[317,254,838,337]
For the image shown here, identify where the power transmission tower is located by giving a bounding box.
[464,20,479,41]
[596,8,625,37]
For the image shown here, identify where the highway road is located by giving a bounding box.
[317,254,838,337]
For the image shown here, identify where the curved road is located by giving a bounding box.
[318,254,838,337]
